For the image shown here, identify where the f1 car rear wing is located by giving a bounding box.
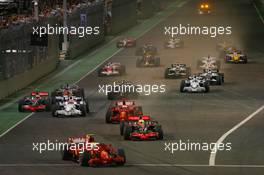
[116,100,135,106]
[31,92,49,96]
[127,116,151,121]
[171,63,186,67]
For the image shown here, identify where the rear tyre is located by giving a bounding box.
[97,68,103,77]
[164,68,171,79]
[80,105,87,117]
[216,76,222,85]
[85,99,90,113]
[52,105,59,117]
[156,126,164,140]
[124,126,132,140]
[45,98,51,111]
[204,82,210,93]
[107,92,116,100]
[18,100,25,112]
[117,148,126,165]
[79,151,91,167]
[62,145,72,160]
[105,110,112,123]
[180,80,186,93]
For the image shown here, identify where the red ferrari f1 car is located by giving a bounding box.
[105,99,143,123]
[116,37,136,48]
[18,91,51,112]
[62,135,126,167]
[120,116,163,141]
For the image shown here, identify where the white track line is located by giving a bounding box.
[209,105,264,166]
[253,2,264,24]
[1,163,264,168]
[0,0,185,139]
[0,113,34,138]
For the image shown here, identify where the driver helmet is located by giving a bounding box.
[85,134,95,142]
[138,117,145,126]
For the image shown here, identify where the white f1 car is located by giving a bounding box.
[52,96,88,117]
[164,38,184,49]
[199,69,224,85]
[180,75,209,93]
[164,64,191,78]
[98,62,126,76]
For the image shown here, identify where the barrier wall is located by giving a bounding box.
[67,2,105,59]
[110,0,137,34]
[0,16,60,99]
[0,0,168,99]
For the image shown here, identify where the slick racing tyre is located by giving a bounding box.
[164,68,170,79]
[18,100,25,112]
[124,126,132,140]
[117,148,126,165]
[105,110,112,123]
[79,151,91,167]
[62,145,72,160]
[156,126,164,140]
[180,80,186,93]
[204,82,210,93]
[216,76,222,85]
[80,105,87,117]
[52,105,59,117]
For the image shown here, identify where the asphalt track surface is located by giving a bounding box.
[1,0,264,174]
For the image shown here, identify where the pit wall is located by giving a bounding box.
[0,16,60,99]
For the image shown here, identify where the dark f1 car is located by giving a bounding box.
[18,91,51,112]
[135,43,158,56]
[98,62,126,77]
[164,64,191,78]
[107,80,140,100]
[116,37,136,48]
[199,69,224,85]
[62,135,126,167]
[121,116,163,141]
[105,99,143,123]
[164,38,184,49]
[225,49,247,64]
[180,75,210,93]
[136,53,160,67]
